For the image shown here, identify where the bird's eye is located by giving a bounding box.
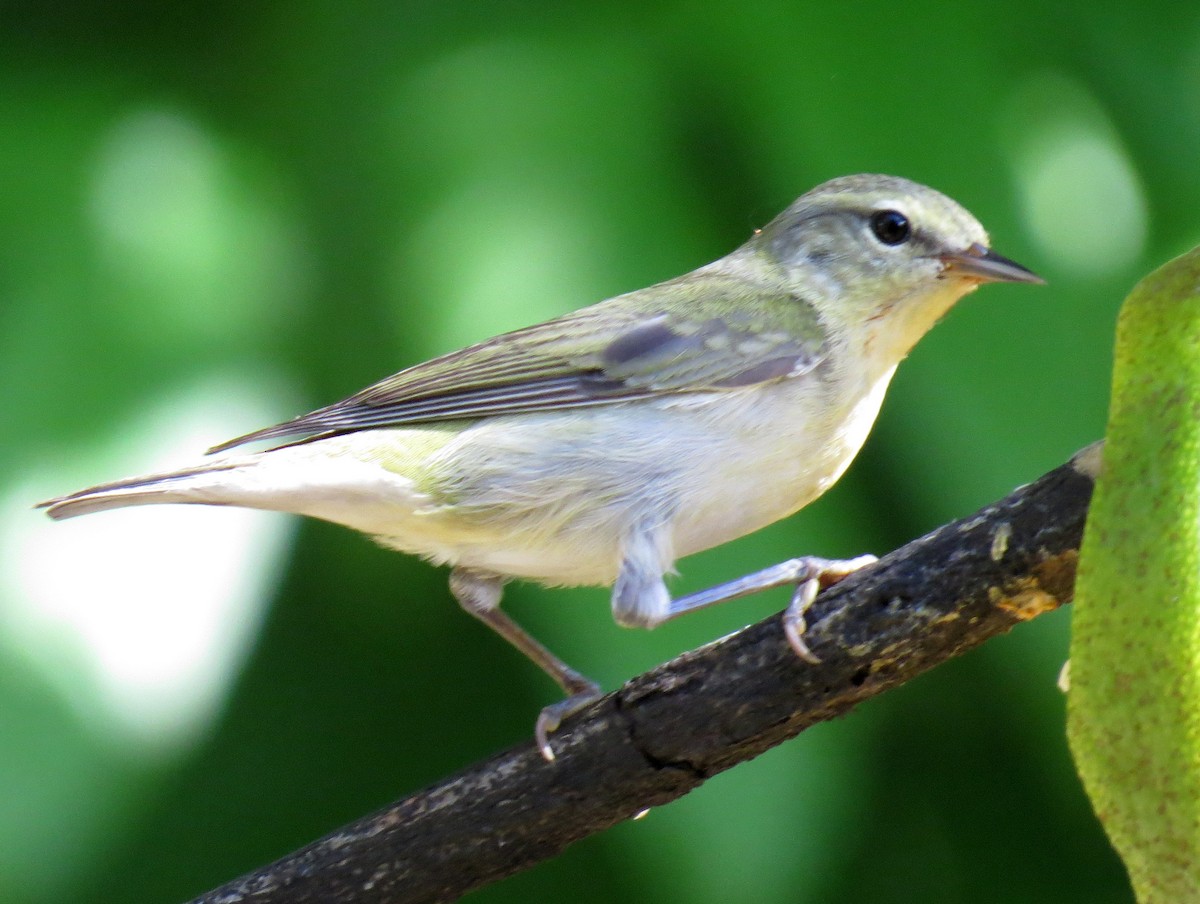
[869,209,911,246]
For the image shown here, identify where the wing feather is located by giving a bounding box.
[210,272,827,453]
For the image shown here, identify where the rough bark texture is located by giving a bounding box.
[189,446,1098,904]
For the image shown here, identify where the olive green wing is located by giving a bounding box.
[210,272,827,453]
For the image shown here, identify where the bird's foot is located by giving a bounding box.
[535,680,604,762]
[781,554,877,662]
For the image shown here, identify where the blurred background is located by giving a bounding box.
[3,2,1193,901]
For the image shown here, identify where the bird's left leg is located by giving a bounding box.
[659,555,878,662]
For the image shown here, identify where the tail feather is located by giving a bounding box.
[38,460,247,520]
[38,433,426,539]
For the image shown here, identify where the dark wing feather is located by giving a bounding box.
[209,272,827,453]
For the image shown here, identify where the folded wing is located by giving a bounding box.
[211,273,827,453]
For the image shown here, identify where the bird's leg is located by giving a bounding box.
[449,568,602,762]
[662,555,878,662]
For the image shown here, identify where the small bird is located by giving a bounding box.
[40,174,1042,760]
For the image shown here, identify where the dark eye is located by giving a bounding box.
[869,209,911,246]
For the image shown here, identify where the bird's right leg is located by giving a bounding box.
[449,567,602,762]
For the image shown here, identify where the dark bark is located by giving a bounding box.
[188,445,1099,904]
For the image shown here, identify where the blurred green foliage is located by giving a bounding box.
[5,1,1192,901]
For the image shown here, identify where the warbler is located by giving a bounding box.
[40,174,1041,760]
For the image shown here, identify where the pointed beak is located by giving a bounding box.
[939,243,1045,285]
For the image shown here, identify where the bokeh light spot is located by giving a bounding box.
[88,108,304,345]
[2,376,297,755]
[1004,73,1147,277]
[398,178,602,353]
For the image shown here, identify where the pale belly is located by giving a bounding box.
[363,366,894,587]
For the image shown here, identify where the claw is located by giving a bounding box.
[780,554,877,664]
[783,577,822,663]
[817,554,878,586]
[535,689,603,761]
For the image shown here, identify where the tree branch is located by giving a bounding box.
[188,444,1100,904]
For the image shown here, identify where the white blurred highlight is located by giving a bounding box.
[2,377,296,755]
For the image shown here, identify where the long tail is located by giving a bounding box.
[38,458,256,520]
